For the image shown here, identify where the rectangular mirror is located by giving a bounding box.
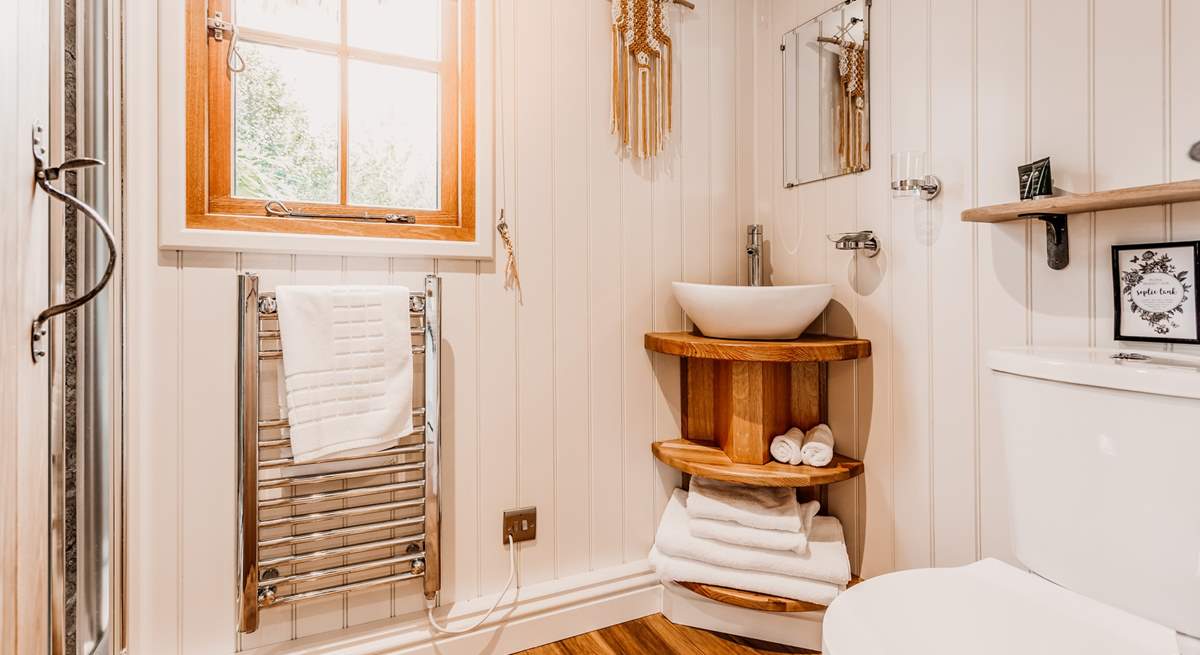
[782,0,870,188]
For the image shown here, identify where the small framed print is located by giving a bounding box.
[1112,241,1200,344]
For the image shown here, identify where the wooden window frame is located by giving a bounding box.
[185,0,476,241]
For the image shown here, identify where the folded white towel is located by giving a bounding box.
[689,500,820,554]
[276,285,414,463]
[769,427,806,465]
[659,489,851,585]
[687,476,803,532]
[800,423,835,467]
[649,547,842,606]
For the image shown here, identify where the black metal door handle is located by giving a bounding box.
[30,124,116,362]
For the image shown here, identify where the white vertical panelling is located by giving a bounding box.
[476,0,519,598]
[680,0,712,287]
[1092,0,1167,350]
[709,0,739,285]
[138,0,1200,650]
[973,0,1027,566]
[585,0,625,573]
[1029,0,1092,345]
[550,0,592,580]
[514,0,557,586]
[179,252,239,655]
[886,0,933,572]
[619,160,655,564]
[928,0,978,568]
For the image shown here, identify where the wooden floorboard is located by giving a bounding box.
[516,614,819,655]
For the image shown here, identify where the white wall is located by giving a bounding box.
[128,0,1200,651]
[754,0,1200,578]
[127,1,755,652]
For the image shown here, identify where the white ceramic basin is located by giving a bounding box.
[672,281,833,340]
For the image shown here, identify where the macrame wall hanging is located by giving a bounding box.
[836,40,867,173]
[611,0,676,158]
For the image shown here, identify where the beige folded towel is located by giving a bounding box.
[687,475,803,532]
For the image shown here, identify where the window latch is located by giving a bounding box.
[207,11,234,41]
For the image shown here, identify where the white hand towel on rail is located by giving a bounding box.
[687,475,803,532]
[800,423,835,467]
[769,427,806,465]
[659,489,851,585]
[689,499,820,554]
[276,285,414,464]
[649,547,842,606]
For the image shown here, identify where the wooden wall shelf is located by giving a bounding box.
[645,332,871,363]
[678,577,862,613]
[961,179,1200,270]
[960,179,1200,223]
[651,439,864,488]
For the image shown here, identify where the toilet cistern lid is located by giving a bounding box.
[822,559,1180,655]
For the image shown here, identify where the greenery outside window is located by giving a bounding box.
[186,0,476,241]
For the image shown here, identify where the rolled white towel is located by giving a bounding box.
[689,500,820,554]
[800,423,835,467]
[649,547,843,606]
[769,427,806,465]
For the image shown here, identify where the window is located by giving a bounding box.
[186,0,475,241]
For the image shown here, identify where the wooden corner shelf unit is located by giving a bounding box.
[678,576,863,613]
[645,332,870,467]
[646,330,870,613]
[652,439,863,488]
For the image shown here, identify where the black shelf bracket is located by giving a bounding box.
[1019,212,1069,270]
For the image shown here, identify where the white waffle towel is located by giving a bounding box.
[689,499,820,554]
[276,285,414,463]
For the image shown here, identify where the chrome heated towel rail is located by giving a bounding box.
[236,273,442,633]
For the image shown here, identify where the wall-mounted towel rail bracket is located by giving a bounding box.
[236,273,442,634]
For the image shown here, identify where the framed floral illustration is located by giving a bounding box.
[1112,241,1200,344]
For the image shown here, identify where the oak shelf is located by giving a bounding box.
[651,439,864,488]
[678,576,863,613]
[960,179,1200,223]
[644,332,871,363]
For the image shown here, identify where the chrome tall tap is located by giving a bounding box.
[746,224,764,286]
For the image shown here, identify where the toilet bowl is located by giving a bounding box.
[823,559,1199,654]
[822,348,1200,654]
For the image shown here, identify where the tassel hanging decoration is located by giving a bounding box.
[612,0,673,158]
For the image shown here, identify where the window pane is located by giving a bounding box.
[347,61,440,210]
[236,0,339,42]
[234,41,339,204]
[348,0,442,61]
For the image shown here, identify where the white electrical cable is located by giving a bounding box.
[426,534,518,634]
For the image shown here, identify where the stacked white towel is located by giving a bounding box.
[276,285,414,463]
[651,487,852,604]
[770,423,836,467]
